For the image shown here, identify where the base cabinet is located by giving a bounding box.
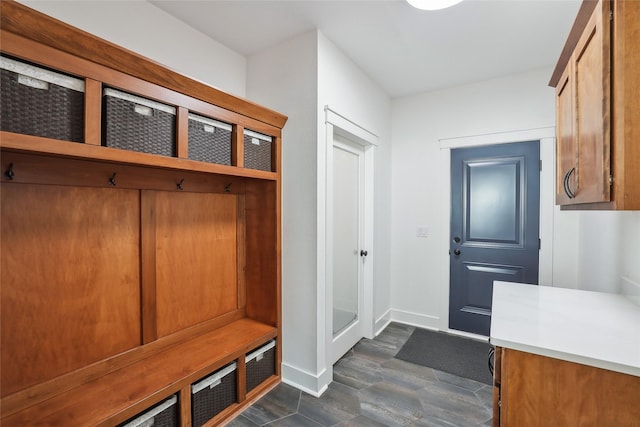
[493,347,640,426]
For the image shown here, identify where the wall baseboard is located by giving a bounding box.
[390,309,440,330]
[374,309,392,336]
[281,362,331,397]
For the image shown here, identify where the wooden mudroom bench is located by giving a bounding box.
[0,2,285,425]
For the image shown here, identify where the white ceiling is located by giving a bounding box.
[150,0,581,98]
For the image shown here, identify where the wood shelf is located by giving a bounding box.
[1,319,277,427]
[1,131,278,182]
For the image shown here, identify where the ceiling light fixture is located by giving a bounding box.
[407,0,464,11]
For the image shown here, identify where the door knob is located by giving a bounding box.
[360,250,368,257]
[453,249,461,256]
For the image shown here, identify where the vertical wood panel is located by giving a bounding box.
[612,0,640,209]
[573,0,610,203]
[141,191,158,344]
[237,195,247,310]
[233,125,244,168]
[492,347,501,427]
[555,67,576,205]
[155,192,238,337]
[1,183,141,396]
[84,78,102,146]
[244,180,277,326]
[180,385,192,427]
[237,357,247,404]
[176,107,189,160]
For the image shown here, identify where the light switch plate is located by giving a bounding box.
[417,227,429,238]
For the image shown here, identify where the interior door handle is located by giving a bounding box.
[360,250,368,257]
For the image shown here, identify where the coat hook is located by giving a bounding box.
[4,163,15,180]
[108,173,117,186]
[177,178,184,191]
[224,183,232,193]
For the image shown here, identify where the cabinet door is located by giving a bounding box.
[558,0,611,205]
[555,62,576,205]
[574,0,611,204]
[500,349,640,425]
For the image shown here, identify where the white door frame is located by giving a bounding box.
[438,127,556,336]
[317,106,376,391]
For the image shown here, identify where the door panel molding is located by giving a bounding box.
[465,264,523,276]
[463,156,525,247]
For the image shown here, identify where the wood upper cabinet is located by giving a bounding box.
[550,0,640,209]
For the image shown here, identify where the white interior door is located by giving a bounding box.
[329,135,365,364]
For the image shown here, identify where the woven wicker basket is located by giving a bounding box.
[244,129,273,172]
[191,362,237,427]
[118,395,179,427]
[188,113,232,165]
[245,340,276,393]
[103,88,176,157]
[0,55,84,142]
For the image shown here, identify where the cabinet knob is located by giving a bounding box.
[453,249,461,256]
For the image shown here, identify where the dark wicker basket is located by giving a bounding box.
[103,88,175,157]
[245,340,276,393]
[118,395,179,427]
[0,55,84,142]
[191,362,237,427]
[188,113,232,165]
[244,130,273,172]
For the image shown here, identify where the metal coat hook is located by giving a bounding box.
[224,183,232,193]
[177,178,185,191]
[4,163,15,180]
[108,173,117,186]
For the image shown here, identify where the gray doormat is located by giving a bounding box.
[395,328,493,385]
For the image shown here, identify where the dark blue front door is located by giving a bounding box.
[449,141,540,336]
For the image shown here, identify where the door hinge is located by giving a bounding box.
[538,238,541,250]
[539,160,542,172]
[609,175,613,186]
[610,9,613,21]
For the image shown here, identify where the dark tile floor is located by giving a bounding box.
[227,323,493,427]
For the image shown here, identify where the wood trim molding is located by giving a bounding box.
[549,0,600,87]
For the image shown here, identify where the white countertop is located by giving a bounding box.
[490,281,640,377]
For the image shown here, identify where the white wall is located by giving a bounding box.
[390,68,581,331]
[577,211,640,293]
[391,67,640,333]
[246,30,321,394]
[19,0,246,96]
[247,30,391,396]
[317,33,393,334]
